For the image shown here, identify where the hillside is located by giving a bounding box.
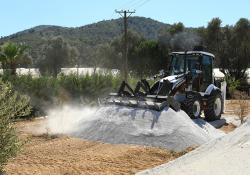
[0,17,169,66]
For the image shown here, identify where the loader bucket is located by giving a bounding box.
[102,80,180,112]
[104,93,180,112]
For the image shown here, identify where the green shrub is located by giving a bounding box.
[0,79,31,174]
[1,74,140,114]
[225,75,240,98]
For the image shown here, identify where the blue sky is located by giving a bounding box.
[1,0,249,37]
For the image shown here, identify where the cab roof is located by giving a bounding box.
[171,51,215,58]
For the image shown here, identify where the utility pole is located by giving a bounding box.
[115,10,135,82]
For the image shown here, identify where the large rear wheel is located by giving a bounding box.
[204,91,223,121]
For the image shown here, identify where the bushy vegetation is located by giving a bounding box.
[225,75,241,98]
[0,79,31,174]
[1,74,140,114]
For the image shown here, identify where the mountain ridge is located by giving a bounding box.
[0,16,170,66]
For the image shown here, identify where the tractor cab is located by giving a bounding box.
[169,51,214,92]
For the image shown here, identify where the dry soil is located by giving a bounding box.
[4,120,189,175]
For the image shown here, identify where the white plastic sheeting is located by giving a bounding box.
[0,68,41,77]
[16,68,41,77]
[0,67,120,77]
[60,68,120,76]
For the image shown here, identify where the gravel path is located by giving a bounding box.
[137,119,250,175]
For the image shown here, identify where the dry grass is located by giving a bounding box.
[4,119,193,175]
[225,100,250,115]
[234,93,249,124]
[225,93,250,124]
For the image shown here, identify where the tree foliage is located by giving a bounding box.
[38,37,79,77]
[132,40,168,78]
[98,30,144,70]
[0,79,31,173]
[168,22,184,36]
[206,18,222,52]
[98,30,169,78]
[213,18,250,81]
[0,42,27,75]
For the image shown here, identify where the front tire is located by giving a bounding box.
[181,93,202,119]
[204,91,223,121]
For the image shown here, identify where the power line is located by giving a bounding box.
[117,0,137,9]
[115,10,136,82]
[124,0,144,9]
[111,0,135,19]
[113,0,150,81]
[117,0,145,10]
[112,0,137,19]
[133,0,151,10]
[115,0,152,16]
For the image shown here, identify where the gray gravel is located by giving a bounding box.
[72,105,224,151]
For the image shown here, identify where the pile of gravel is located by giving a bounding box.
[137,119,250,175]
[73,105,224,151]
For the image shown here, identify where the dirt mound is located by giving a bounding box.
[137,119,250,175]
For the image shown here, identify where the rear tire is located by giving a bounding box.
[181,93,202,119]
[204,91,223,121]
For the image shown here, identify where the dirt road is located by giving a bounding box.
[4,120,187,175]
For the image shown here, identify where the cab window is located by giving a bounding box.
[201,55,213,90]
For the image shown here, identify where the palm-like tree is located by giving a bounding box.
[0,42,27,75]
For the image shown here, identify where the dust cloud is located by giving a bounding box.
[45,105,99,134]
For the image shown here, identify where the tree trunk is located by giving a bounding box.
[10,62,16,76]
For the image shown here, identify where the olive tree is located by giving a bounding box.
[38,37,78,77]
[0,79,31,173]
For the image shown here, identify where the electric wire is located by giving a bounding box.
[112,0,138,19]
[125,0,145,9]
[116,0,146,11]
[133,0,151,10]
[117,0,138,10]
[118,0,152,12]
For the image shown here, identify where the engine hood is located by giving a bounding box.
[160,74,184,83]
